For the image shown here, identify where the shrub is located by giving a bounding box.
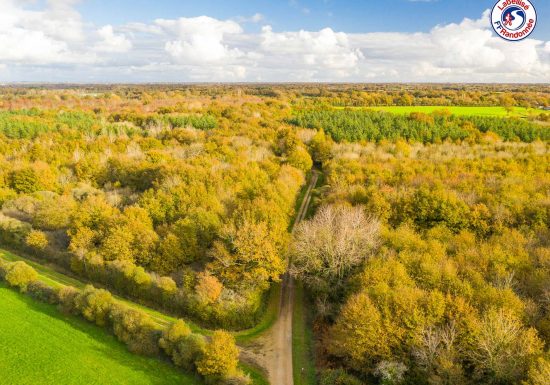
[0,259,9,279]
[319,369,362,385]
[57,286,81,314]
[220,373,252,385]
[0,214,32,246]
[159,319,192,356]
[160,319,207,371]
[27,281,59,304]
[75,285,114,327]
[174,333,207,371]
[110,304,160,356]
[5,261,38,290]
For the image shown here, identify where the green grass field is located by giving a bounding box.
[0,249,270,385]
[335,105,547,117]
[0,283,201,385]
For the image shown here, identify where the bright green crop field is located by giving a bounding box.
[0,284,201,385]
[336,105,548,117]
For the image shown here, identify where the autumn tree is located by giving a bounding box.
[195,272,223,305]
[196,330,239,380]
[25,230,48,250]
[328,291,394,372]
[32,195,76,230]
[524,357,550,385]
[309,128,333,164]
[209,218,285,290]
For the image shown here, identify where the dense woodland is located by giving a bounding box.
[0,84,549,385]
[291,139,550,384]
[0,93,310,329]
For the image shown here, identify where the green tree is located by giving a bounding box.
[9,168,41,193]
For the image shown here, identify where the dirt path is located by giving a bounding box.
[242,170,319,385]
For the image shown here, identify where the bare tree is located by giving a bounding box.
[467,308,543,383]
[413,322,466,385]
[290,204,380,293]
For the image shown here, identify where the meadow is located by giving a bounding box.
[0,283,200,385]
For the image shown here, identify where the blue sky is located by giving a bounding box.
[76,0,549,38]
[1,0,548,82]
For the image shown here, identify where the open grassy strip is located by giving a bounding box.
[292,283,317,385]
[235,282,281,344]
[0,283,201,385]
[333,105,545,117]
[0,248,185,330]
[304,171,324,220]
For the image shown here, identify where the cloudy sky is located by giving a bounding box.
[0,0,549,83]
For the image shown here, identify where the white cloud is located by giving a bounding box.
[0,0,92,64]
[251,13,264,23]
[0,2,547,83]
[95,25,132,53]
[345,10,549,82]
[259,26,363,78]
[236,13,264,24]
[156,16,244,64]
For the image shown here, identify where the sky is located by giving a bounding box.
[0,0,549,83]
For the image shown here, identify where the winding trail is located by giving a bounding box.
[242,170,319,385]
